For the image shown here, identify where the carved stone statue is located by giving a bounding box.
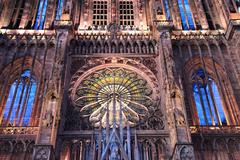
[174,108,186,126]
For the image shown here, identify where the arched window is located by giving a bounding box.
[201,0,215,30]
[8,0,26,29]
[177,0,195,30]
[34,0,48,30]
[163,0,171,20]
[192,68,227,126]
[2,70,37,126]
[56,0,64,20]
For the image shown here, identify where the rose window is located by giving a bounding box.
[73,67,154,128]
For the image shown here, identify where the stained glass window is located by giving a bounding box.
[192,69,227,126]
[34,0,48,30]
[7,0,26,29]
[56,0,64,20]
[2,70,37,126]
[177,0,195,30]
[74,67,153,128]
[163,0,171,20]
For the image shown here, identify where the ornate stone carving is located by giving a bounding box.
[142,58,158,75]
[174,108,186,126]
[172,144,195,160]
[179,145,194,160]
[33,145,53,160]
[35,148,49,160]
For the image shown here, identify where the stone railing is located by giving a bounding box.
[0,29,55,36]
[0,126,39,135]
[171,30,225,40]
[190,125,240,135]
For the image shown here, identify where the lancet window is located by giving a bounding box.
[8,0,26,29]
[1,70,37,126]
[192,69,227,126]
[56,0,64,20]
[201,0,215,30]
[34,0,48,29]
[163,0,171,20]
[177,0,195,30]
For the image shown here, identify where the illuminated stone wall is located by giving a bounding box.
[0,0,240,159]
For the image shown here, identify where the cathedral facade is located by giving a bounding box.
[0,0,240,159]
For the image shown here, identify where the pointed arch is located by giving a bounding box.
[184,56,240,126]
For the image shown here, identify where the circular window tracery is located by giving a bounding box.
[73,67,154,128]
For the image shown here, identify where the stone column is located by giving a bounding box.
[154,22,195,158]
[0,0,15,28]
[33,20,72,160]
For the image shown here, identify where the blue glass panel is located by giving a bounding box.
[197,68,205,79]
[34,0,48,30]
[39,0,48,29]
[163,0,171,20]
[211,80,227,124]
[206,84,218,125]
[183,0,195,29]
[34,0,44,29]
[193,83,205,125]
[22,70,31,77]
[192,68,227,126]
[200,86,212,125]
[3,70,37,126]
[16,84,28,125]
[178,0,188,30]
[9,82,24,124]
[178,0,195,30]
[56,0,64,20]
[22,82,37,126]
[3,82,17,123]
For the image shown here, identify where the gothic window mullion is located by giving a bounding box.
[162,0,171,20]
[5,78,21,125]
[181,0,190,29]
[56,0,64,20]
[13,80,26,126]
[39,0,48,29]
[178,0,188,30]
[228,0,238,13]
[34,0,48,29]
[19,80,33,126]
[34,0,44,29]
[203,85,216,125]
[201,0,216,30]
[12,0,23,27]
[207,80,222,125]
[196,82,209,125]
[192,68,228,126]
[231,0,238,12]
[1,70,37,127]
[178,0,195,30]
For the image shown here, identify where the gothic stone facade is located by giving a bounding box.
[0,0,240,160]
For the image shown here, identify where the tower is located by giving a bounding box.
[0,0,240,159]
